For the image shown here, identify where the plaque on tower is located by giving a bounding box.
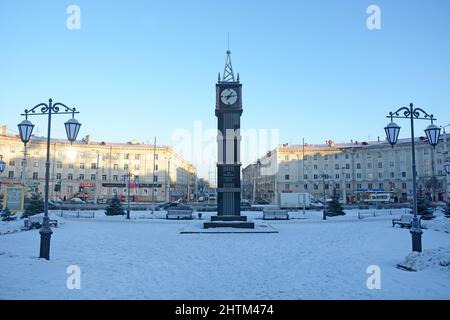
[204,50,255,229]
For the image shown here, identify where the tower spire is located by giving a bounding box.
[222,49,235,82]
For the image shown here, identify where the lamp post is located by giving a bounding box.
[321,173,328,220]
[442,124,450,202]
[18,99,81,260]
[384,103,441,253]
[123,172,136,220]
[0,155,5,191]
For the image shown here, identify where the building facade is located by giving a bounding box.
[243,136,450,204]
[0,126,196,202]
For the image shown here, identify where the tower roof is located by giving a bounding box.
[222,50,236,82]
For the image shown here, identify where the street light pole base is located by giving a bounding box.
[411,227,423,252]
[39,226,53,260]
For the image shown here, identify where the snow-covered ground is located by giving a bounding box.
[0,209,449,300]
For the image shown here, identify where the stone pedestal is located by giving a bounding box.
[204,215,255,229]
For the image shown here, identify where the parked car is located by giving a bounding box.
[240,200,252,210]
[70,197,85,204]
[155,202,192,211]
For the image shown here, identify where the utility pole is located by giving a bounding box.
[94,150,99,204]
[151,137,157,203]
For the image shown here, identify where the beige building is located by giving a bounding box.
[243,135,450,204]
[0,126,196,202]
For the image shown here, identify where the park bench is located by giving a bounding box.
[166,210,193,220]
[392,215,414,228]
[23,216,58,230]
[263,209,290,220]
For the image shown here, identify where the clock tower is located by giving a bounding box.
[204,49,255,229]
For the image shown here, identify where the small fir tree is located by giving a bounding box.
[416,189,435,220]
[105,196,125,216]
[1,207,17,222]
[23,192,44,218]
[326,189,345,217]
[442,202,450,219]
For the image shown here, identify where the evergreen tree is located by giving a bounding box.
[326,189,345,217]
[416,189,435,220]
[1,207,17,222]
[105,196,125,216]
[23,192,44,218]
[442,202,450,219]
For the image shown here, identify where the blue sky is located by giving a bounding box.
[1,0,449,173]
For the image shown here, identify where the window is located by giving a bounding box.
[124,154,130,160]
[57,161,63,169]
[357,183,362,189]
[357,173,362,179]
[285,175,290,181]
[379,183,384,189]
[135,154,140,160]
[113,175,118,181]
[325,184,329,190]
[68,174,73,180]
[367,163,373,169]
[314,184,319,190]
[102,175,107,181]
[285,184,290,191]
[368,183,373,189]
[313,165,318,170]
[324,155,328,160]
[335,183,340,189]
[378,163,383,169]
[378,172,383,178]
[124,164,129,171]
[346,164,350,170]
[114,164,119,171]
[56,173,62,180]
[155,154,159,160]
[304,184,308,189]
[154,164,158,171]
[356,163,361,169]
[79,174,85,180]
[303,156,308,161]
[68,186,73,193]
[346,183,351,189]
[334,154,338,159]
[34,161,39,167]
[402,172,406,178]
[335,164,339,170]
[313,155,318,161]
[91,163,97,169]
[368,173,373,179]
[33,172,38,180]
[402,183,407,189]
[367,153,372,159]
[390,172,395,178]
[68,163,74,169]
[91,174,96,181]
[304,174,308,180]
[335,174,340,179]
[153,175,158,182]
[345,154,349,159]
[377,152,382,158]
[285,155,289,161]
[80,163,85,169]
[389,161,395,167]
[8,171,14,179]
[9,160,15,166]
[346,173,351,179]
[313,174,318,180]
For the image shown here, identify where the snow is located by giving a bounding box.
[0,208,449,300]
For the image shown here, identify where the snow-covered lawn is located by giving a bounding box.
[0,209,449,300]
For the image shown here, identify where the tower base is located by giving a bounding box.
[204,215,255,229]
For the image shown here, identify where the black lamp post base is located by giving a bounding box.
[411,227,423,253]
[39,226,53,260]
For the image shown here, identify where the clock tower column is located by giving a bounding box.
[204,49,255,229]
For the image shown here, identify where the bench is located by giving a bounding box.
[166,210,193,220]
[24,216,58,230]
[392,215,414,228]
[263,209,290,220]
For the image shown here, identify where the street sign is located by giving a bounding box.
[3,186,24,213]
[102,183,126,188]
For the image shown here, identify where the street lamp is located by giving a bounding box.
[123,172,136,220]
[385,103,440,253]
[18,99,81,260]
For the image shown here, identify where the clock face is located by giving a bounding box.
[220,88,238,105]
